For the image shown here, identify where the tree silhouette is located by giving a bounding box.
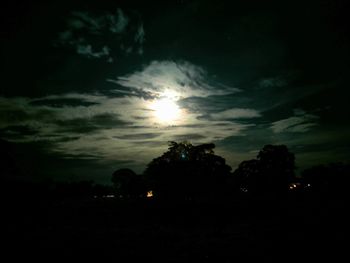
[257,144,295,196]
[233,144,295,198]
[232,159,261,194]
[111,168,145,199]
[144,141,231,202]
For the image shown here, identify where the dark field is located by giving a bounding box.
[3,193,347,261]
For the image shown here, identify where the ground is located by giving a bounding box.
[3,195,347,261]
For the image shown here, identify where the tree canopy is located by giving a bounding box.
[144,141,232,202]
[233,144,296,198]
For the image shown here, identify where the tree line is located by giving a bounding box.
[111,141,350,203]
[1,139,349,203]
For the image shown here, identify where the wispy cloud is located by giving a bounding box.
[259,76,287,88]
[134,24,145,55]
[109,60,240,99]
[0,97,248,171]
[0,60,261,173]
[210,108,261,120]
[271,111,319,133]
[113,133,161,140]
[76,44,110,59]
[109,9,129,33]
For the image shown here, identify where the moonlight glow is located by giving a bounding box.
[150,96,181,123]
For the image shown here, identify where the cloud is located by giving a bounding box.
[56,8,145,62]
[134,24,145,55]
[113,133,161,140]
[259,77,287,88]
[210,108,261,120]
[30,97,99,107]
[134,24,145,44]
[0,60,260,173]
[109,9,129,33]
[271,111,319,133]
[0,125,39,140]
[69,11,104,33]
[54,113,132,134]
[171,133,207,141]
[69,9,129,35]
[76,44,110,59]
[0,88,251,171]
[110,60,239,99]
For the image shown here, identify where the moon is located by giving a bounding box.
[150,97,181,123]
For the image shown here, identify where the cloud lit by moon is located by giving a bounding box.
[0,0,349,182]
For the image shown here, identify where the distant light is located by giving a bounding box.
[147,190,153,198]
[101,194,115,198]
[240,187,248,193]
[289,183,301,190]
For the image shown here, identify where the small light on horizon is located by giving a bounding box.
[147,190,153,198]
[289,183,301,190]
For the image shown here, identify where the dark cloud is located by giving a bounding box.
[216,124,274,154]
[53,136,81,143]
[174,124,208,128]
[179,92,256,115]
[54,113,131,133]
[0,125,39,138]
[106,79,157,100]
[0,109,32,123]
[259,77,287,88]
[128,140,165,147]
[113,133,161,140]
[30,98,99,107]
[55,8,145,63]
[0,106,58,129]
[132,115,150,120]
[171,134,206,141]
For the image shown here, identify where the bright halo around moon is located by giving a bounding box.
[150,96,182,124]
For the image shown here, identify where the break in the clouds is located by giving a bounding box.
[56,8,145,62]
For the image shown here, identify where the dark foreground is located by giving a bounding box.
[3,194,348,261]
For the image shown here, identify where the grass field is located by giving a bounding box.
[3,193,347,261]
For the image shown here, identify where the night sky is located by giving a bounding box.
[1,0,349,183]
